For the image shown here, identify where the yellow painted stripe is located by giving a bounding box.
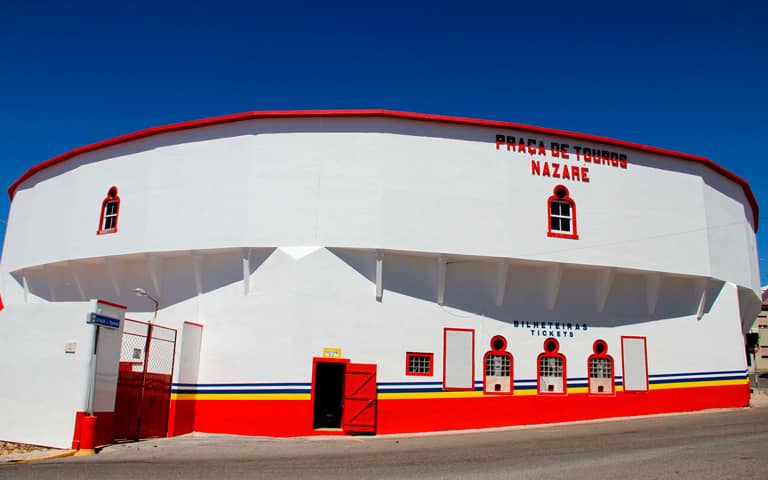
[510,389,538,397]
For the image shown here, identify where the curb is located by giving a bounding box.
[4,450,78,464]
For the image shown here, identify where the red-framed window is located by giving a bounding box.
[483,335,514,394]
[547,185,578,240]
[406,352,434,376]
[588,339,615,395]
[97,186,120,235]
[537,337,567,394]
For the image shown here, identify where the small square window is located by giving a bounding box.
[406,352,434,376]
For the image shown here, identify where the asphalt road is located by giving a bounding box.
[2,407,767,479]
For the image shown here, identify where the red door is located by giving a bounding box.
[342,363,377,434]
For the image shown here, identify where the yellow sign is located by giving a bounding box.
[322,348,342,358]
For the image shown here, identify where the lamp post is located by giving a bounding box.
[133,287,158,323]
[132,287,159,441]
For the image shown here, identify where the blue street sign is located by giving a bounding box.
[88,313,121,329]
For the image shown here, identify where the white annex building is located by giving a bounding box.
[0,110,761,448]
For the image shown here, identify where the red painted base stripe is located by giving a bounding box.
[71,411,86,450]
[168,383,749,437]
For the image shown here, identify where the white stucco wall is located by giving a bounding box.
[0,117,758,296]
[0,302,94,448]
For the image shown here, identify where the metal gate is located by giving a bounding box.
[112,319,177,441]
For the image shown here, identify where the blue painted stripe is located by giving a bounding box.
[649,369,746,379]
[378,381,443,386]
[378,387,446,393]
[650,376,745,385]
[173,382,311,387]
[650,374,747,382]
[174,388,311,395]
[172,369,746,395]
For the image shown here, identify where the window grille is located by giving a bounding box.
[103,200,119,230]
[589,357,612,379]
[549,200,572,233]
[485,354,510,377]
[406,353,433,376]
[539,356,563,377]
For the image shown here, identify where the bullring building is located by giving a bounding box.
[0,110,760,448]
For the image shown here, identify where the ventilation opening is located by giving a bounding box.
[595,341,607,355]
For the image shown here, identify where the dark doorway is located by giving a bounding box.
[313,361,346,429]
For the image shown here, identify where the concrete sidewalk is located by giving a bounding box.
[749,371,768,407]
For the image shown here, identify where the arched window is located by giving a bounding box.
[537,338,567,394]
[547,185,578,240]
[97,186,120,235]
[483,335,513,394]
[588,339,614,395]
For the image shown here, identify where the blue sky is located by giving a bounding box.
[1,1,767,283]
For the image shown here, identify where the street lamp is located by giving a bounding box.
[133,287,159,323]
[132,286,159,442]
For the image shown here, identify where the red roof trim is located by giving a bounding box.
[96,299,127,310]
[8,109,759,231]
